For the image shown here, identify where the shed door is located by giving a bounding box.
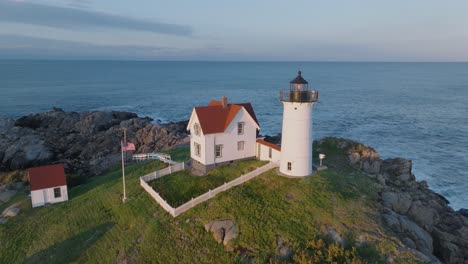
[43,189,48,204]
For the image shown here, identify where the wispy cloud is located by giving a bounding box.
[64,0,92,9]
[0,35,232,60]
[0,0,193,36]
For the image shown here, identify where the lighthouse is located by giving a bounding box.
[279,71,318,177]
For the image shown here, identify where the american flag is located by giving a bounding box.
[122,141,135,152]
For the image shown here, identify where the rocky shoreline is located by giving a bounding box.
[324,138,468,263]
[0,108,188,183]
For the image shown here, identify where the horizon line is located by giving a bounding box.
[1,58,468,63]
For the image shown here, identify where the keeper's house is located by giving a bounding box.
[187,96,261,175]
[29,164,68,208]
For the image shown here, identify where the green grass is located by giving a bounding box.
[0,141,422,263]
[148,159,268,207]
[161,145,190,162]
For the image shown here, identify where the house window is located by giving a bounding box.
[53,187,61,198]
[237,141,244,151]
[287,162,292,171]
[237,122,244,135]
[269,148,272,158]
[194,142,201,157]
[194,123,200,136]
[215,144,223,158]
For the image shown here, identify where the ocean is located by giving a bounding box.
[1,60,467,210]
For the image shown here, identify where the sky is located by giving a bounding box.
[0,0,468,61]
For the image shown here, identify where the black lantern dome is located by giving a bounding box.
[290,70,309,90]
[279,71,318,103]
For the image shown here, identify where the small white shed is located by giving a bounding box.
[256,139,281,162]
[28,164,68,208]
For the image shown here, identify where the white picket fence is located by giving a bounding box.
[133,153,177,164]
[140,161,279,217]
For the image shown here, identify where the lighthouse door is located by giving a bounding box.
[257,144,261,158]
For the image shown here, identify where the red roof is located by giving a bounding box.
[256,139,281,151]
[28,164,66,191]
[194,100,259,135]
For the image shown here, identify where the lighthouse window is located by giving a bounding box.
[268,148,272,158]
[194,123,200,136]
[215,144,223,158]
[237,122,244,135]
[287,162,292,171]
[194,142,201,157]
[237,141,244,151]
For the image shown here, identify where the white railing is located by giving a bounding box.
[133,153,177,164]
[141,162,185,182]
[140,178,176,217]
[140,161,278,217]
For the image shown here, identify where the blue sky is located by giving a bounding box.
[0,0,467,61]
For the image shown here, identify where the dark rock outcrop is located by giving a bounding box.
[0,108,189,180]
[458,209,468,218]
[332,138,468,264]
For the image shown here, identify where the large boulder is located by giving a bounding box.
[380,158,415,186]
[276,235,293,260]
[2,206,20,218]
[381,192,412,215]
[204,220,238,246]
[383,209,433,256]
[2,135,53,170]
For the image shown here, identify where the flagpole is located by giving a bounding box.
[121,128,127,203]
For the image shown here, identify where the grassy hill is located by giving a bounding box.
[0,143,422,263]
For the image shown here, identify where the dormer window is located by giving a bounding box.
[194,123,200,136]
[237,122,244,135]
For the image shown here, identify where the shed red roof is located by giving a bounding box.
[28,164,66,191]
[256,139,281,151]
[194,100,259,135]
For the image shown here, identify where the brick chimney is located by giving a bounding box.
[221,96,228,108]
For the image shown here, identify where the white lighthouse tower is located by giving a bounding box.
[279,71,318,177]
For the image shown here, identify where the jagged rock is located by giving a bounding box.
[327,227,345,246]
[223,224,238,246]
[362,159,381,174]
[349,152,360,165]
[319,137,468,263]
[380,158,415,186]
[204,220,238,246]
[0,190,17,203]
[381,192,412,214]
[383,209,433,256]
[276,235,293,260]
[0,118,15,134]
[278,246,293,260]
[457,209,468,218]
[14,182,24,190]
[407,201,438,231]
[1,109,188,181]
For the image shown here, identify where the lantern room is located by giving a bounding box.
[279,71,318,103]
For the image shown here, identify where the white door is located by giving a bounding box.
[43,189,48,204]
